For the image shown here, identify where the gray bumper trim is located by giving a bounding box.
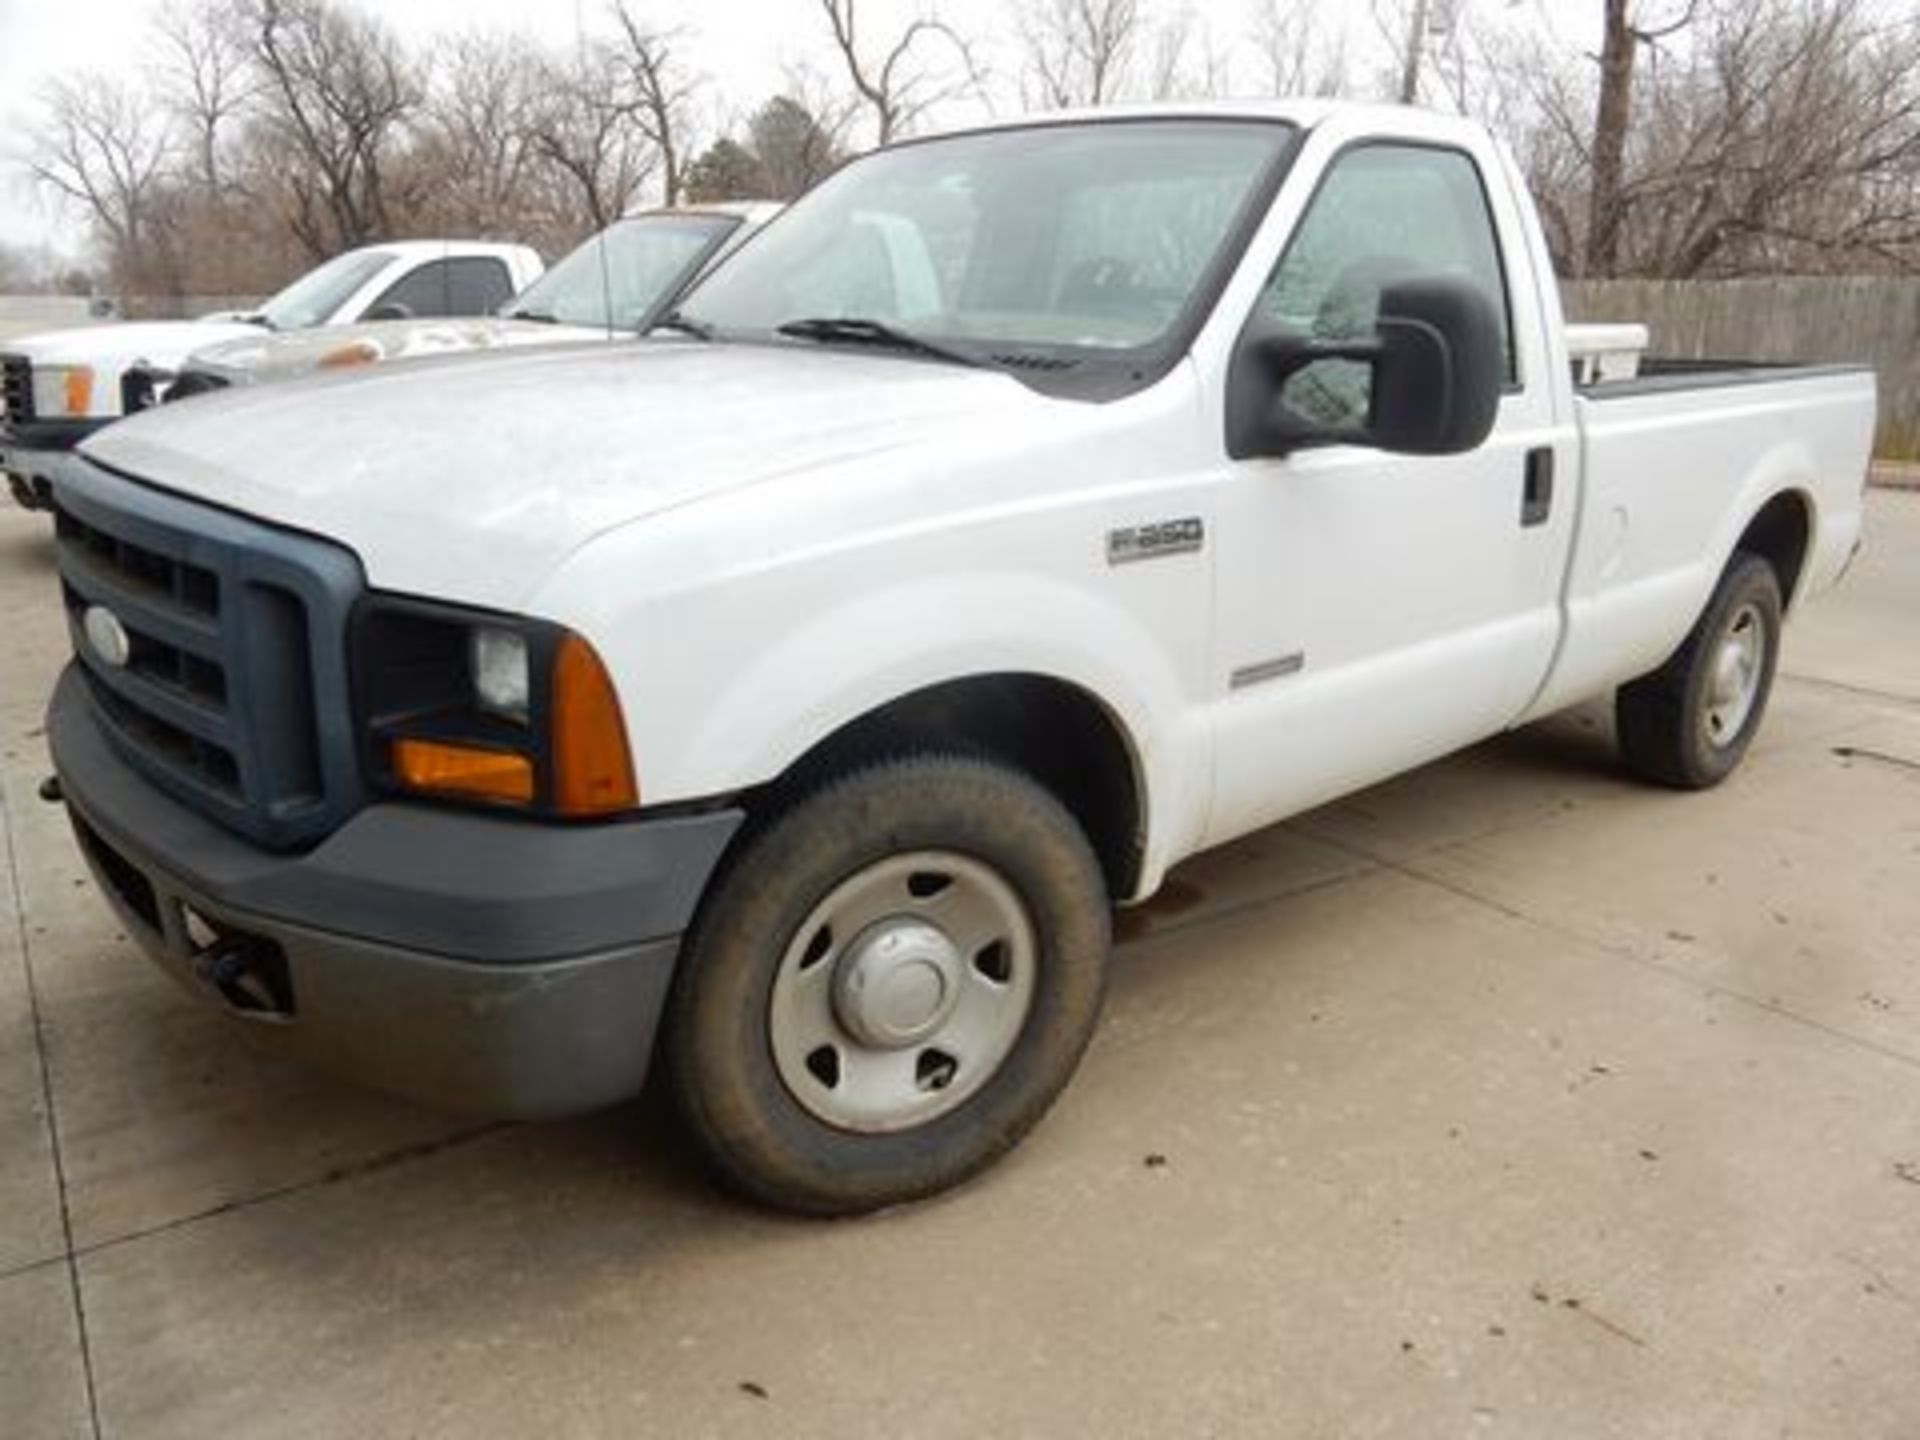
[79,844,679,1117]
[50,665,742,964]
[48,665,745,1117]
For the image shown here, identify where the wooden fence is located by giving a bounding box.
[1564,277,1920,458]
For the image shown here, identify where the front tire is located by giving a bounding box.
[666,753,1111,1215]
[1616,552,1783,789]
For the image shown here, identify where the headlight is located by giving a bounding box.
[31,365,95,418]
[470,626,530,723]
[353,598,637,817]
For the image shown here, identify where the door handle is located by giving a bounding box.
[1521,448,1554,527]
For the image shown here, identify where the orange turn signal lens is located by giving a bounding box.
[392,737,534,805]
[64,367,93,415]
[318,340,381,369]
[551,633,638,815]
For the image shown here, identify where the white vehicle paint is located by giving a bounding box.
[43,104,1875,1210]
[1,240,543,507]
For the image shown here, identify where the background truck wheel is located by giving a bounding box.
[665,752,1111,1215]
[1616,552,1784,789]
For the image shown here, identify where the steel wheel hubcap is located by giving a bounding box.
[1702,601,1765,748]
[769,851,1036,1134]
[832,919,962,1048]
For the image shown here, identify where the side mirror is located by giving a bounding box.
[1226,275,1505,460]
[365,302,413,321]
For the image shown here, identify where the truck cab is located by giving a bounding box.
[39,104,1873,1215]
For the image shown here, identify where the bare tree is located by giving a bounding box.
[1014,0,1142,108]
[236,0,424,256]
[525,46,656,234]
[1586,0,1697,275]
[1627,0,1920,275]
[607,5,700,206]
[1514,0,1920,278]
[153,0,253,197]
[419,30,545,238]
[1248,0,1346,98]
[27,74,176,289]
[817,0,979,143]
[1141,5,1233,101]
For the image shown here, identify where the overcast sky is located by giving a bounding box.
[0,0,1599,258]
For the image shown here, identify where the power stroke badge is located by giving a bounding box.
[1107,517,1205,566]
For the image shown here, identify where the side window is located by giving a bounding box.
[368,261,450,319]
[1259,144,1515,433]
[446,257,514,315]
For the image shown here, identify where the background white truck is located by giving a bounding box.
[164,204,778,400]
[1,240,542,508]
[40,103,1872,1216]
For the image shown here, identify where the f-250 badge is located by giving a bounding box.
[1107,517,1205,565]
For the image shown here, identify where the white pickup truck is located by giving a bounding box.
[41,103,1873,1215]
[1,240,542,508]
[163,204,778,400]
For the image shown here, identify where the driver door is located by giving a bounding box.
[1206,140,1574,847]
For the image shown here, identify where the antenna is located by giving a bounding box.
[578,0,614,340]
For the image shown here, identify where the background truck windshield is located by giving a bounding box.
[509,214,738,330]
[679,120,1292,358]
[257,249,395,330]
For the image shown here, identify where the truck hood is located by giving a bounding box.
[11,319,263,369]
[186,317,610,385]
[81,340,1053,608]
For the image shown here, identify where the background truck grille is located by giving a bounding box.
[54,460,365,850]
[0,353,31,421]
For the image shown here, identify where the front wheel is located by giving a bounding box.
[665,753,1111,1215]
[1616,552,1784,789]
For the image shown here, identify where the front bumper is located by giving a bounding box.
[3,424,105,510]
[48,666,742,1118]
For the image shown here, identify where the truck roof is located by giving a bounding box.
[621,202,784,225]
[927,99,1490,146]
[360,239,542,261]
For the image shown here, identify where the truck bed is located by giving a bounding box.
[1523,361,1875,720]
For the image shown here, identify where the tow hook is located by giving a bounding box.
[193,934,296,1020]
[37,775,61,803]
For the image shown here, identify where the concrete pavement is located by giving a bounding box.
[2,491,1917,1439]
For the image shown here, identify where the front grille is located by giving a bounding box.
[55,460,365,850]
[0,353,30,422]
[163,369,231,404]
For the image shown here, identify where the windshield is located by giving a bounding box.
[507,214,739,329]
[676,120,1293,362]
[258,249,395,330]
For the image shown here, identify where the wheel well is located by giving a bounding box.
[1736,491,1812,609]
[765,675,1145,900]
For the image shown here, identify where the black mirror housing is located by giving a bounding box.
[1225,274,1505,460]
[366,302,413,322]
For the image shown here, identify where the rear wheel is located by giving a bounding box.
[1616,552,1783,789]
[666,753,1110,1215]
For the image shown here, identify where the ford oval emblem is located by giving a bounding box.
[82,605,131,669]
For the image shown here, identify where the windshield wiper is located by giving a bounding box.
[653,310,716,340]
[775,316,985,369]
[504,307,559,324]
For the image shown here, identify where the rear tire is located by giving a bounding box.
[665,752,1110,1216]
[1616,552,1783,789]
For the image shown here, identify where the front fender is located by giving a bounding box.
[535,529,1213,893]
